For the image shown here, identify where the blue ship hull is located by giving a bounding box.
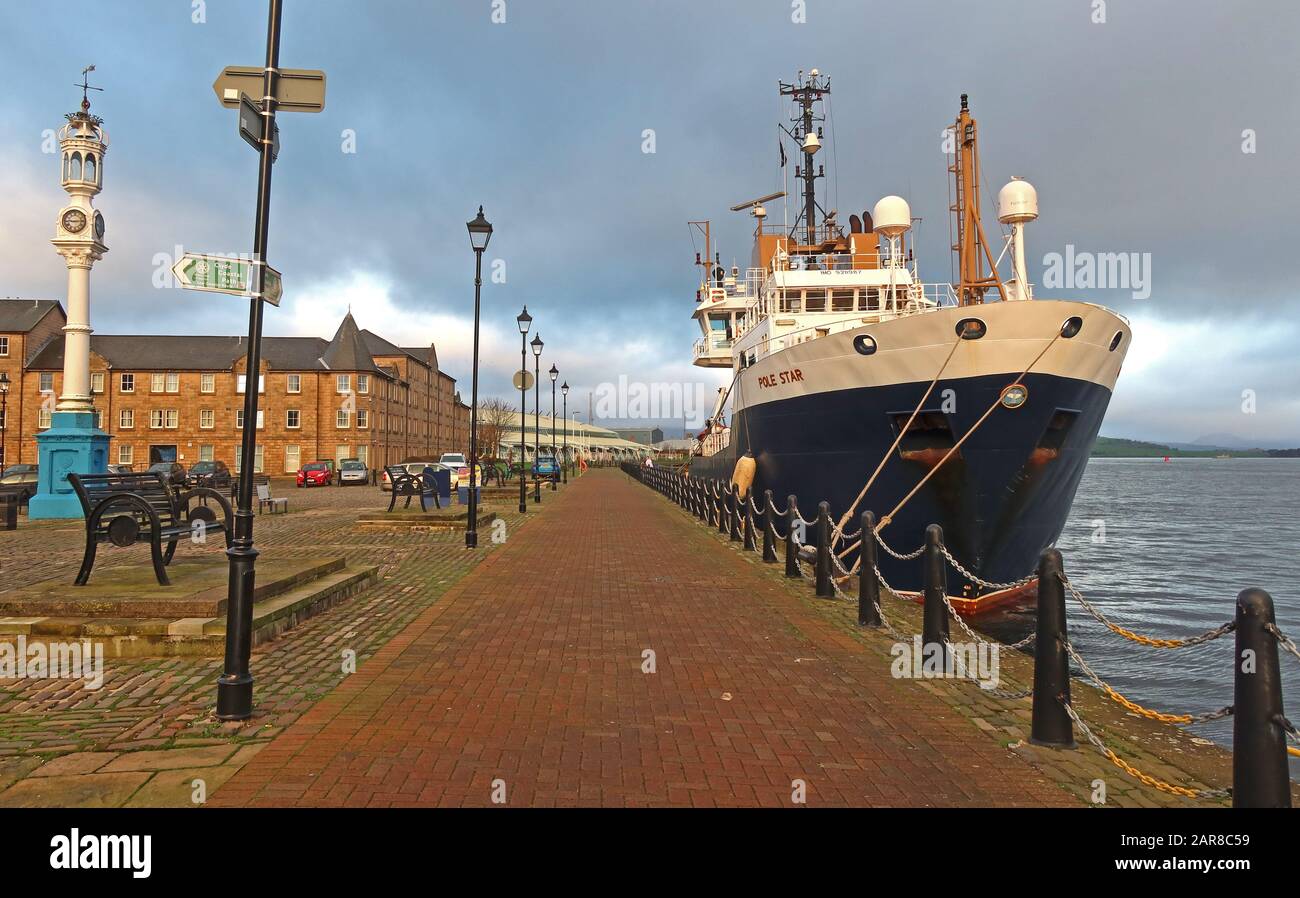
[688,370,1113,600]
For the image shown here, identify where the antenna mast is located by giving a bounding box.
[948,94,1007,305]
[778,70,829,246]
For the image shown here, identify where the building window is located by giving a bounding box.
[336,409,351,428]
[39,372,53,392]
[336,374,351,394]
[356,374,369,394]
[286,409,301,429]
[200,409,215,429]
[284,444,300,473]
[151,373,165,393]
[236,409,264,429]
[356,409,368,429]
[119,409,134,429]
[237,374,265,393]
[234,445,264,474]
[91,372,104,393]
[200,373,215,393]
[93,409,103,429]
[0,336,8,357]
[38,408,51,429]
[335,445,350,465]
[199,445,214,462]
[120,373,134,392]
[356,445,368,465]
[166,372,179,393]
[118,444,133,465]
[287,374,301,394]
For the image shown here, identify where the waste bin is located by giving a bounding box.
[428,468,452,505]
[0,493,19,531]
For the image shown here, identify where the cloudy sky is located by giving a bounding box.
[1,0,1296,445]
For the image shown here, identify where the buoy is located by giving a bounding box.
[731,453,756,499]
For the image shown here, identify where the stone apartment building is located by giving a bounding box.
[0,299,471,475]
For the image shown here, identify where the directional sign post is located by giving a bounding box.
[172,253,282,306]
[214,0,324,723]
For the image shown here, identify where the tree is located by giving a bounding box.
[477,397,515,465]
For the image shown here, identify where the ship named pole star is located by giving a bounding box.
[685,70,1130,615]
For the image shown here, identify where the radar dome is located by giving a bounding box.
[872,196,911,237]
[998,177,1038,224]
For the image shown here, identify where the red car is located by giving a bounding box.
[296,461,333,488]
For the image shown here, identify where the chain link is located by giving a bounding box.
[1266,623,1300,665]
[1063,575,1236,648]
[1064,640,1233,726]
[874,531,925,561]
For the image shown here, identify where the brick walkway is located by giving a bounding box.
[210,469,1080,807]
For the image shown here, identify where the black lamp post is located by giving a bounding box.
[465,206,492,549]
[548,364,558,491]
[516,306,531,514]
[560,380,569,484]
[530,333,543,503]
[0,371,10,471]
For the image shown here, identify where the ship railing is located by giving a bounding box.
[621,462,1296,808]
[692,336,733,359]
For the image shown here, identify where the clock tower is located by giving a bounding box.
[29,71,112,519]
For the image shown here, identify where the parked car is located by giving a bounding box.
[532,453,561,482]
[437,453,469,488]
[187,459,232,489]
[296,461,333,488]
[339,460,369,486]
[106,463,134,475]
[0,466,39,506]
[380,461,446,492]
[146,461,187,487]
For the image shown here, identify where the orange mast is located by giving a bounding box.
[949,94,1007,305]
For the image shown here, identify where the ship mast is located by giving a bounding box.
[948,94,1008,305]
[778,70,829,246]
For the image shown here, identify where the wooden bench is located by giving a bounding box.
[385,465,440,513]
[68,471,234,586]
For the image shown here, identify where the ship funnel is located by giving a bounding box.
[997,177,1038,223]
[802,131,821,155]
[872,196,911,237]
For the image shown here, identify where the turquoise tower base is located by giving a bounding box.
[28,410,110,520]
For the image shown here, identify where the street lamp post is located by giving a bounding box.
[530,333,543,503]
[548,364,558,491]
[516,307,531,514]
[560,380,569,484]
[0,372,10,471]
[465,206,492,549]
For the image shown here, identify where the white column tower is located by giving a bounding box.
[52,87,109,411]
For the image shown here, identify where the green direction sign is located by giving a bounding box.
[172,253,282,306]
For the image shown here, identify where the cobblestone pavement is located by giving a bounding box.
[0,479,549,806]
[211,469,1092,808]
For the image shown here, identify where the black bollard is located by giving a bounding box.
[921,524,949,658]
[815,501,833,598]
[761,490,777,563]
[784,495,800,579]
[729,485,742,542]
[1030,548,1076,748]
[1232,587,1291,808]
[718,484,729,535]
[743,492,756,551]
[858,511,881,627]
[705,483,716,527]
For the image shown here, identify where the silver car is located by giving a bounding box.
[339,460,369,485]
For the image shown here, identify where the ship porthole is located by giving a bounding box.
[853,334,877,356]
[1060,316,1084,338]
[956,318,986,340]
[1109,331,1124,352]
[1000,384,1029,409]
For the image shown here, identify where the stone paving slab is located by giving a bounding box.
[210,469,1083,808]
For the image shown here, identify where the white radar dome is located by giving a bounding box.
[872,195,912,237]
[998,177,1039,224]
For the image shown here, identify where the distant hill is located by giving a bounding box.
[1091,436,1299,458]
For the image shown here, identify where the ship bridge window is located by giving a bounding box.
[831,289,855,312]
[891,411,957,459]
[778,290,801,313]
[805,289,827,312]
[864,289,881,312]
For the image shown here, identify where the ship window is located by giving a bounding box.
[778,290,801,313]
[1109,331,1124,352]
[804,289,827,312]
[864,289,880,312]
[891,411,957,457]
[1060,316,1083,338]
[831,289,855,311]
[956,318,986,340]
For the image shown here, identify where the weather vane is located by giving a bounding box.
[76,64,103,112]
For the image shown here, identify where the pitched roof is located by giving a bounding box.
[0,299,62,333]
[320,312,380,373]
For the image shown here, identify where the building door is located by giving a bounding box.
[149,445,178,464]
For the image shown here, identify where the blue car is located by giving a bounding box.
[532,454,560,481]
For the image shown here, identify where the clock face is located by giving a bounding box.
[61,209,87,234]
[94,212,105,240]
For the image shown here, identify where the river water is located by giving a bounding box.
[985,457,1300,761]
